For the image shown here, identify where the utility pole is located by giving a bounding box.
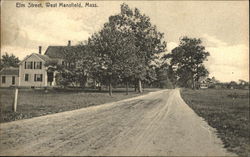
[13,87,18,112]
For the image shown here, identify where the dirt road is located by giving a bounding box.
[0,89,235,156]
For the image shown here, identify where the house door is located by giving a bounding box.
[12,76,15,85]
[47,72,54,86]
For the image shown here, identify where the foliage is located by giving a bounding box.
[88,3,166,94]
[238,80,249,89]
[0,53,20,70]
[88,22,138,95]
[44,45,93,88]
[119,4,166,92]
[163,37,209,89]
[154,63,174,88]
[208,80,249,90]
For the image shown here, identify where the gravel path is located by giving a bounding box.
[0,89,235,156]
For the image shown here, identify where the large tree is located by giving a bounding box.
[0,53,20,70]
[120,4,166,92]
[88,20,138,96]
[163,37,209,89]
[88,3,166,95]
[104,4,166,93]
[63,45,94,88]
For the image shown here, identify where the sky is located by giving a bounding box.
[1,1,249,82]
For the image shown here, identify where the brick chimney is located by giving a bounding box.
[39,46,42,54]
[68,40,71,46]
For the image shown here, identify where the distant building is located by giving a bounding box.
[197,76,222,89]
[0,67,19,87]
[197,77,208,89]
[199,81,208,89]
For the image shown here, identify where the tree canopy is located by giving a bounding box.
[0,53,20,70]
[163,36,210,89]
[88,3,166,94]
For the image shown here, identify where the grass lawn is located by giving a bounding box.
[181,88,249,157]
[0,87,159,123]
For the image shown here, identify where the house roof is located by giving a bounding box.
[44,46,67,59]
[0,67,19,76]
[19,53,51,64]
[35,53,51,62]
[44,46,83,59]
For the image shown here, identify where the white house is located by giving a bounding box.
[17,41,75,87]
[18,52,51,87]
[0,67,19,87]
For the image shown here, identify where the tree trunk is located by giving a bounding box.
[83,75,88,88]
[138,79,142,93]
[109,82,112,96]
[126,81,129,95]
[134,83,137,92]
[192,75,195,90]
[94,79,97,89]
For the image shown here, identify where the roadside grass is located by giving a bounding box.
[181,88,249,157]
[0,87,159,123]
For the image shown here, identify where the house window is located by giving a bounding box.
[34,74,43,82]
[12,76,15,85]
[34,62,42,69]
[2,76,6,84]
[25,74,29,81]
[25,61,33,69]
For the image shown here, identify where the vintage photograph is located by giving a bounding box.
[0,0,249,156]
